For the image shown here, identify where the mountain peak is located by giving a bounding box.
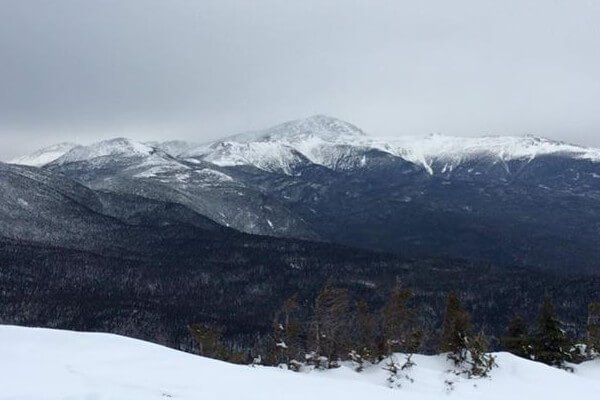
[223,115,366,144]
[9,142,79,167]
[53,138,155,165]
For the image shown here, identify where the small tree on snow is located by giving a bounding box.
[189,324,226,360]
[305,351,329,370]
[309,286,350,368]
[348,350,365,372]
[531,296,573,370]
[383,354,416,388]
[438,291,471,356]
[349,298,377,368]
[382,286,422,356]
[586,302,600,359]
[379,286,423,386]
[467,332,496,378]
[272,294,303,369]
[502,315,531,359]
[438,292,496,378]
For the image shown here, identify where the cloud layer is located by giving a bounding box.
[1,0,599,159]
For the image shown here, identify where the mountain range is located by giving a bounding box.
[9,115,600,274]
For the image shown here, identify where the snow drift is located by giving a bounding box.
[1,325,598,400]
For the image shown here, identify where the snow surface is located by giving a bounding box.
[9,142,78,167]
[1,325,599,400]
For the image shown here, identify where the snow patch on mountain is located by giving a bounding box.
[133,160,234,186]
[133,165,187,179]
[383,134,600,174]
[9,142,79,167]
[195,168,234,183]
[192,141,308,174]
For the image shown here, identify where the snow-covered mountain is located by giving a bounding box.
[36,137,316,238]
[156,115,371,173]
[146,115,600,175]
[2,325,599,400]
[8,115,600,273]
[9,142,78,167]
[51,137,196,179]
[53,137,156,165]
[11,115,600,175]
[386,134,600,175]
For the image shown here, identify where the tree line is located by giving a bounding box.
[190,285,600,376]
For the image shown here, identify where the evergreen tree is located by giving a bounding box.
[382,286,422,355]
[383,353,416,388]
[531,296,572,368]
[438,291,471,355]
[502,315,530,359]
[586,302,600,359]
[349,298,377,370]
[272,294,304,369]
[438,291,495,377]
[189,324,227,360]
[467,331,496,378]
[309,286,350,368]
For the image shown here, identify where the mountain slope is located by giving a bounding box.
[0,161,232,255]
[44,138,317,238]
[0,162,116,248]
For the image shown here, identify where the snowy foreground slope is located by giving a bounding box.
[1,326,599,400]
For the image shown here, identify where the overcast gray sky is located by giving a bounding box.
[1,0,600,160]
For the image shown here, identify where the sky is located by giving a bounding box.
[1,0,600,160]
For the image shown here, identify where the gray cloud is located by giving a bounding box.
[1,0,600,160]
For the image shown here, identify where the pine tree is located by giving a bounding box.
[382,286,422,355]
[349,298,376,370]
[586,302,600,359]
[502,315,530,359]
[189,324,227,360]
[438,291,471,356]
[438,291,495,377]
[272,294,303,369]
[383,353,416,388]
[467,331,496,378]
[380,286,423,385]
[309,286,350,368]
[531,296,572,369]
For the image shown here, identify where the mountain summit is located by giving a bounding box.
[224,115,367,144]
[9,142,78,167]
[52,138,156,165]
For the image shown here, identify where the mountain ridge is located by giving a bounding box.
[10,115,600,174]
